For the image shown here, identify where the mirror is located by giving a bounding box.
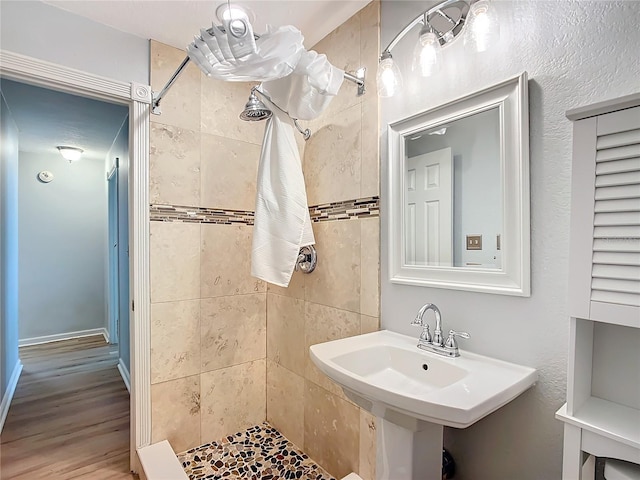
[388,72,530,296]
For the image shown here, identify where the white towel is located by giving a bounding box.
[262,50,344,120]
[251,50,343,287]
[251,105,314,287]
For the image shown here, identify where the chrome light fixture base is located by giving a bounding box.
[378,0,500,97]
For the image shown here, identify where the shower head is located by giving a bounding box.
[239,90,272,121]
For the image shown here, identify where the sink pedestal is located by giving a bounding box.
[311,331,538,480]
[376,417,443,480]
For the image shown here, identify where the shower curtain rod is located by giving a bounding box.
[151,56,366,114]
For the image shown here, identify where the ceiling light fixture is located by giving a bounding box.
[57,146,83,162]
[377,0,500,98]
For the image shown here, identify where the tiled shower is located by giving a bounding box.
[148,2,381,478]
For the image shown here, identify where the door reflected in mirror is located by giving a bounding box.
[388,72,530,296]
[404,107,502,269]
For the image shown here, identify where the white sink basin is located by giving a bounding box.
[310,330,537,429]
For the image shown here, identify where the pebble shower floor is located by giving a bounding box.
[178,423,336,480]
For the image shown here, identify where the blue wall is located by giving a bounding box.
[18,152,112,339]
[0,93,20,402]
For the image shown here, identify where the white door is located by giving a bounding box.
[405,147,453,266]
[107,166,119,345]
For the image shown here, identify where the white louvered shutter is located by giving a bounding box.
[591,110,640,307]
[569,103,640,326]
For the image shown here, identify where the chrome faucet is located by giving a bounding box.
[411,303,470,358]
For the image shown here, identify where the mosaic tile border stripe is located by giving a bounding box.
[309,196,379,222]
[150,204,255,225]
[150,196,379,224]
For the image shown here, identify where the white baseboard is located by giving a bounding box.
[118,359,131,394]
[19,327,108,347]
[0,360,23,434]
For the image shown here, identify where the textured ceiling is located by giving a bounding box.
[1,79,129,161]
[42,0,371,49]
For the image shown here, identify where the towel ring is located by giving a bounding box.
[296,245,317,274]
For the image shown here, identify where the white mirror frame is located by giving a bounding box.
[388,72,530,296]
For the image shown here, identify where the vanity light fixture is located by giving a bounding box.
[377,0,500,97]
[57,146,83,163]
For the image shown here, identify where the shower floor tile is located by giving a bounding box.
[177,422,336,480]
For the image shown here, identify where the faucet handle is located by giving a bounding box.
[444,330,470,349]
[419,325,432,343]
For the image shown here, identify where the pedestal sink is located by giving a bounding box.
[309,330,537,480]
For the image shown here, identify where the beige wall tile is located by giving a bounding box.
[200,293,266,372]
[360,217,380,317]
[304,380,360,478]
[315,10,361,75]
[151,375,201,452]
[150,124,201,206]
[305,220,361,312]
[360,97,380,198]
[360,315,379,335]
[201,224,265,298]
[304,103,362,205]
[151,41,201,131]
[201,359,266,442]
[267,268,305,300]
[304,302,360,399]
[151,300,201,384]
[267,293,305,376]
[200,133,261,211]
[266,360,304,448]
[150,222,200,303]
[359,1,381,93]
[359,409,377,480]
[201,78,263,146]
[313,13,362,120]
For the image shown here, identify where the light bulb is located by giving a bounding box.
[57,146,83,162]
[464,0,500,53]
[376,53,403,97]
[412,30,441,77]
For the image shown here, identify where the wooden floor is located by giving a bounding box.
[0,335,136,479]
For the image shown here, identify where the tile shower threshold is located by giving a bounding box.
[178,422,336,480]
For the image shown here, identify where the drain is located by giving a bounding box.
[422,363,429,371]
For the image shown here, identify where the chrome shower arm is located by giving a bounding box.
[152,56,190,115]
[152,56,367,116]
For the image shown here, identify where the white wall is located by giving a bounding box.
[18,152,107,340]
[380,1,640,478]
[0,1,149,85]
[0,93,20,400]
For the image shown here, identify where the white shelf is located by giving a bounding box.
[556,397,640,451]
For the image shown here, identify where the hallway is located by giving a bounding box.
[0,336,135,479]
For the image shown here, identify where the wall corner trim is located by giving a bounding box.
[0,360,23,434]
[131,82,152,104]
